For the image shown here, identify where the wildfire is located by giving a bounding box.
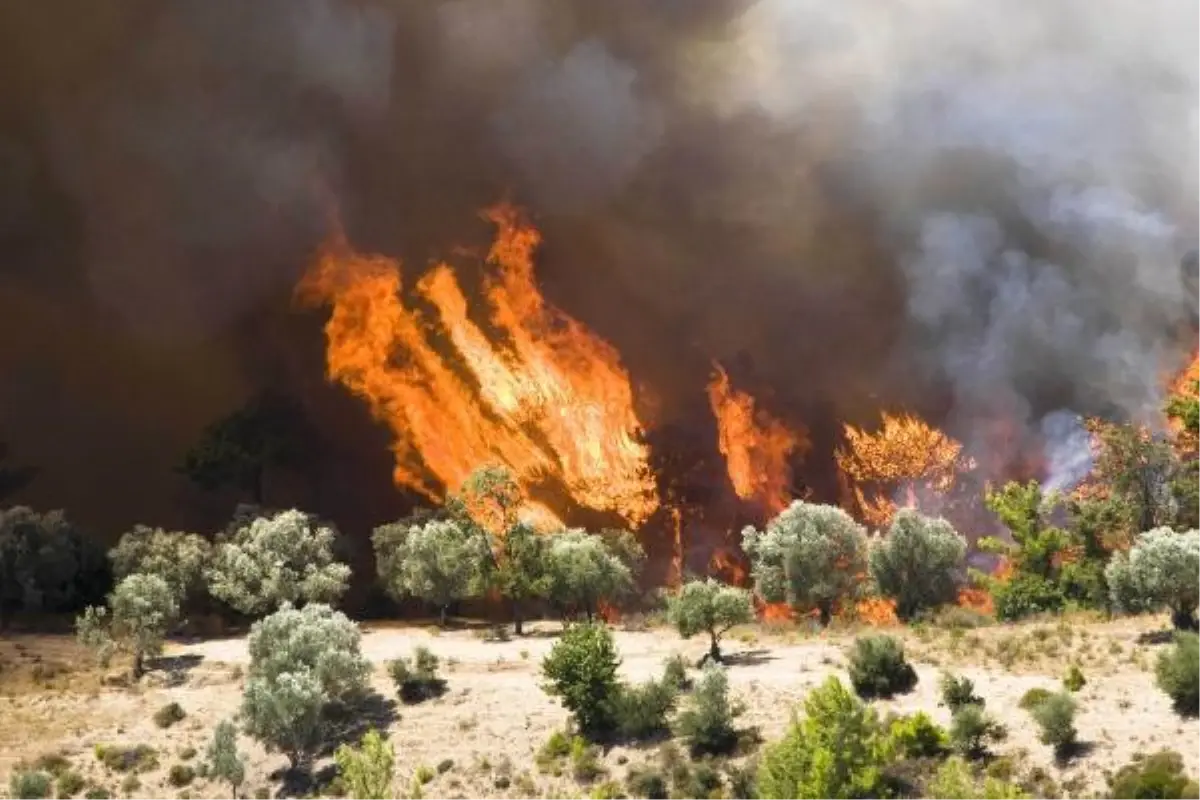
[297,204,658,526]
[835,411,971,528]
[706,364,808,516]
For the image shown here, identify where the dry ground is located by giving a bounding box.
[0,613,1196,799]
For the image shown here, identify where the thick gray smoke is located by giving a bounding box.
[0,0,1194,532]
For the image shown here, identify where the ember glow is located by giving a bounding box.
[298,204,658,526]
[707,364,808,516]
[836,412,973,529]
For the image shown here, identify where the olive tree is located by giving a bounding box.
[76,573,180,678]
[206,509,350,616]
[372,517,484,625]
[544,529,637,622]
[110,525,211,605]
[667,578,754,664]
[240,603,371,771]
[743,501,869,625]
[0,506,109,627]
[869,510,967,619]
[1107,528,1200,630]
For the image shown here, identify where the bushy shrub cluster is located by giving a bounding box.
[846,634,918,699]
[389,646,447,703]
[1155,631,1199,716]
[1029,692,1078,759]
[0,507,109,625]
[1108,750,1200,799]
[334,729,394,800]
[673,664,742,757]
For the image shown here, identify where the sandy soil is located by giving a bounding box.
[0,614,1195,799]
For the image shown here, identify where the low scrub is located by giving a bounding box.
[389,646,447,704]
[847,634,918,699]
[673,664,742,757]
[154,701,187,729]
[949,705,1006,760]
[93,744,158,774]
[1018,687,1053,710]
[1030,692,1078,760]
[612,676,678,741]
[167,765,196,788]
[1155,632,1199,716]
[939,672,983,712]
[56,770,85,798]
[625,767,668,799]
[8,770,53,800]
[1062,665,1086,693]
[1108,750,1200,799]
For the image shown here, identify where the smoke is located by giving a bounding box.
[0,0,1194,534]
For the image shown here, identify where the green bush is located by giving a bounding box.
[671,761,722,800]
[55,770,85,798]
[847,634,918,699]
[95,744,158,773]
[992,573,1065,621]
[206,719,246,799]
[939,672,983,712]
[869,509,968,619]
[1030,692,1077,758]
[1108,750,1200,799]
[625,767,667,799]
[756,676,889,799]
[885,711,947,759]
[334,729,394,800]
[926,756,1029,799]
[612,676,678,741]
[389,646,447,703]
[154,701,187,729]
[1155,632,1199,716]
[949,705,1006,760]
[167,765,195,788]
[662,654,692,692]
[1062,665,1086,693]
[82,788,110,800]
[673,664,741,757]
[0,507,110,621]
[1018,687,1053,711]
[570,737,605,783]
[541,623,621,738]
[9,770,53,800]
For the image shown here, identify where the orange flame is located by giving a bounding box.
[836,411,971,528]
[854,596,899,626]
[757,600,795,623]
[709,546,749,587]
[706,363,808,515]
[956,586,994,615]
[297,204,658,526]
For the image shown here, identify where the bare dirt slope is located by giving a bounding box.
[0,614,1196,799]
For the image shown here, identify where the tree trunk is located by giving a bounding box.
[708,633,722,664]
[132,651,144,680]
[439,605,448,628]
[512,599,524,637]
[818,601,832,627]
[1171,606,1199,631]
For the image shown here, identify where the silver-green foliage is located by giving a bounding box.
[1106,528,1199,626]
[869,510,967,619]
[205,719,246,798]
[240,603,370,768]
[666,578,754,662]
[372,518,484,619]
[544,530,636,620]
[743,501,869,623]
[110,525,211,603]
[207,509,350,616]
[76,573,180,677]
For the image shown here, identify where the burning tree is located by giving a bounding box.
[835,412,972,529]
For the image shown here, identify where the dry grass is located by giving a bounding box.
[0,614,1195,799]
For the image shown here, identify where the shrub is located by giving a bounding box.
[436,759,453,775]
[612,676,678,741]
[1106,528,1199,629]
[240,604,371,770]
[94,744,158,774]
[388,646,447,703]
[725,762,757,800]
[1155,632,1199,716]
[625,767,668,799]
[847,634,918,699]
[56,770,85,798]
[992,573,1065,622]
[1030,692,1077,758]
[671,761,722,800]
[168,765,195,788]
[742,501,869,625]
[927,756,1029,799]
[949,704,1006,759]
[0,507,109,624]
[885,711,947,759]
[544,530,638,622]
[109,526,210,605]
[76,573,180,679]
[373,517,484,626]
[1108,750,1200,799]
[334,729,394,800]
[541,622,621,738]
[666,578,754,663]
[673,664,741,757]
[570,736,605,783]
[9,770,52,800]
[939,672,983,712]
[206,719,246,798]
[535,730,572,773]
[207,509,351,616]
[154,701,187,729]
[662,654,692,692]
[33,754,69,777]
[1062,665,1086,693]
[82,789,110,800]
[927,604,994,629]
[119,775,139,796]
[869,510,967,619]
[756,676,888,799]
[1018,687,1053,711]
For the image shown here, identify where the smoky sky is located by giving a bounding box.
[0,0,1195,538]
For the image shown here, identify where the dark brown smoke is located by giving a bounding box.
[0,0,1195,542]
